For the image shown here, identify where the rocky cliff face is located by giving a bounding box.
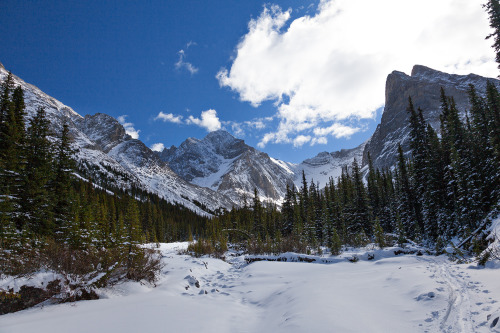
[159,130,296,205]
[362,65,499,170]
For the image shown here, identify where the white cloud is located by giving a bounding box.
[223,117,273,138]
[313,123,360,139]
[150,143,165,152]
[226,121,245,137]
[154,109,226,133]
[175,49,198,75]
[117,115,140,139]
[311,137,328,146]
[155,111,184,124]
[245,119,266,130]
[186,109,222,132]
[217,0,496,147]
[293,135,311,147]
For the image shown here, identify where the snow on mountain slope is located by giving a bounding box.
[159,129,367,206]
[0,63,233,215]
[159,130,296,205]
[2,243,500,333]
[291,142,366,189]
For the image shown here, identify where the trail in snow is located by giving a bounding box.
[418,256,500,333]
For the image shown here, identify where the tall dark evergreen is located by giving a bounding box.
[53,122,77,236]
[281,183,295,236]
[252,187,262,238]
[19,107,54,234]
[351,158,371,237]
[395,144,422,238]
[485,0,500,73]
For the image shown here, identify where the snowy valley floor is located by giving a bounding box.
[1,243,500,333]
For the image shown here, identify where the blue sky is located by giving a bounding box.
[0,0,495,163]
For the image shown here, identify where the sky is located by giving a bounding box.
[0,0,496,163]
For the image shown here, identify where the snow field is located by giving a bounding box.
[1,242,500,333]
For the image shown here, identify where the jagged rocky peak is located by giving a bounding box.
[203,130,247,158]
[158,129,295,205]
[363,64,500,171]
[76,113,130,153]
[302,152,334,166]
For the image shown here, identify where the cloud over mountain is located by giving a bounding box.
[217,0,495,148]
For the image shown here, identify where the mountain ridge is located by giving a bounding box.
[2,62,498,211]
[0,65,235,215]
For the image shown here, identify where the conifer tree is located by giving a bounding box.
[485,0,500,73]
[53,122,76,232]
[19,107,54,235]
[351,158,371,236]
[329,227,342,255]
[281,183,295,236]
[252,187,262,238]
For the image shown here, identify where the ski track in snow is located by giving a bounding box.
[417,256,500,333]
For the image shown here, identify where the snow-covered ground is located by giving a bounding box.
[1,242,500,333]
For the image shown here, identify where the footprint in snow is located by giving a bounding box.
[487,312,500,330]
[424,311,439,322]
[185,275,200,288]
[416,292,436,301]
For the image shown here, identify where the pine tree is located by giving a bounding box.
[329,227,342,255]
[395,144,422,239]
[0,72,14,127]
[0,82,24,199]
[373,218,386,248]
[252,188,262,238]
[53,122,76,233]
[485,0,500,74]
[351,158,371,236]
[366,153,380,221]
[281,183,295,236]
[19,107,54,235]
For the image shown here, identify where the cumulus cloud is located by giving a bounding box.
[150,143,165,152]
[293,135,311,147]
[175,49,198,75]
[217,0,496,147]
[313,123,360,139]
[155,112,184,124]
[223,117,273,138]
[117,115,140,139]
[186,109,222,132]
[154,109,225,132]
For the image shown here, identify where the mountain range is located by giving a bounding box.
[1,61,498,213]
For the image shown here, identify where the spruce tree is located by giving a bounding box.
[281,183,295,236]
[351,158,371,236]
[53,122,76,233]
[485,0,500,74]
[19,107,54,235]
[252,188,262,238]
